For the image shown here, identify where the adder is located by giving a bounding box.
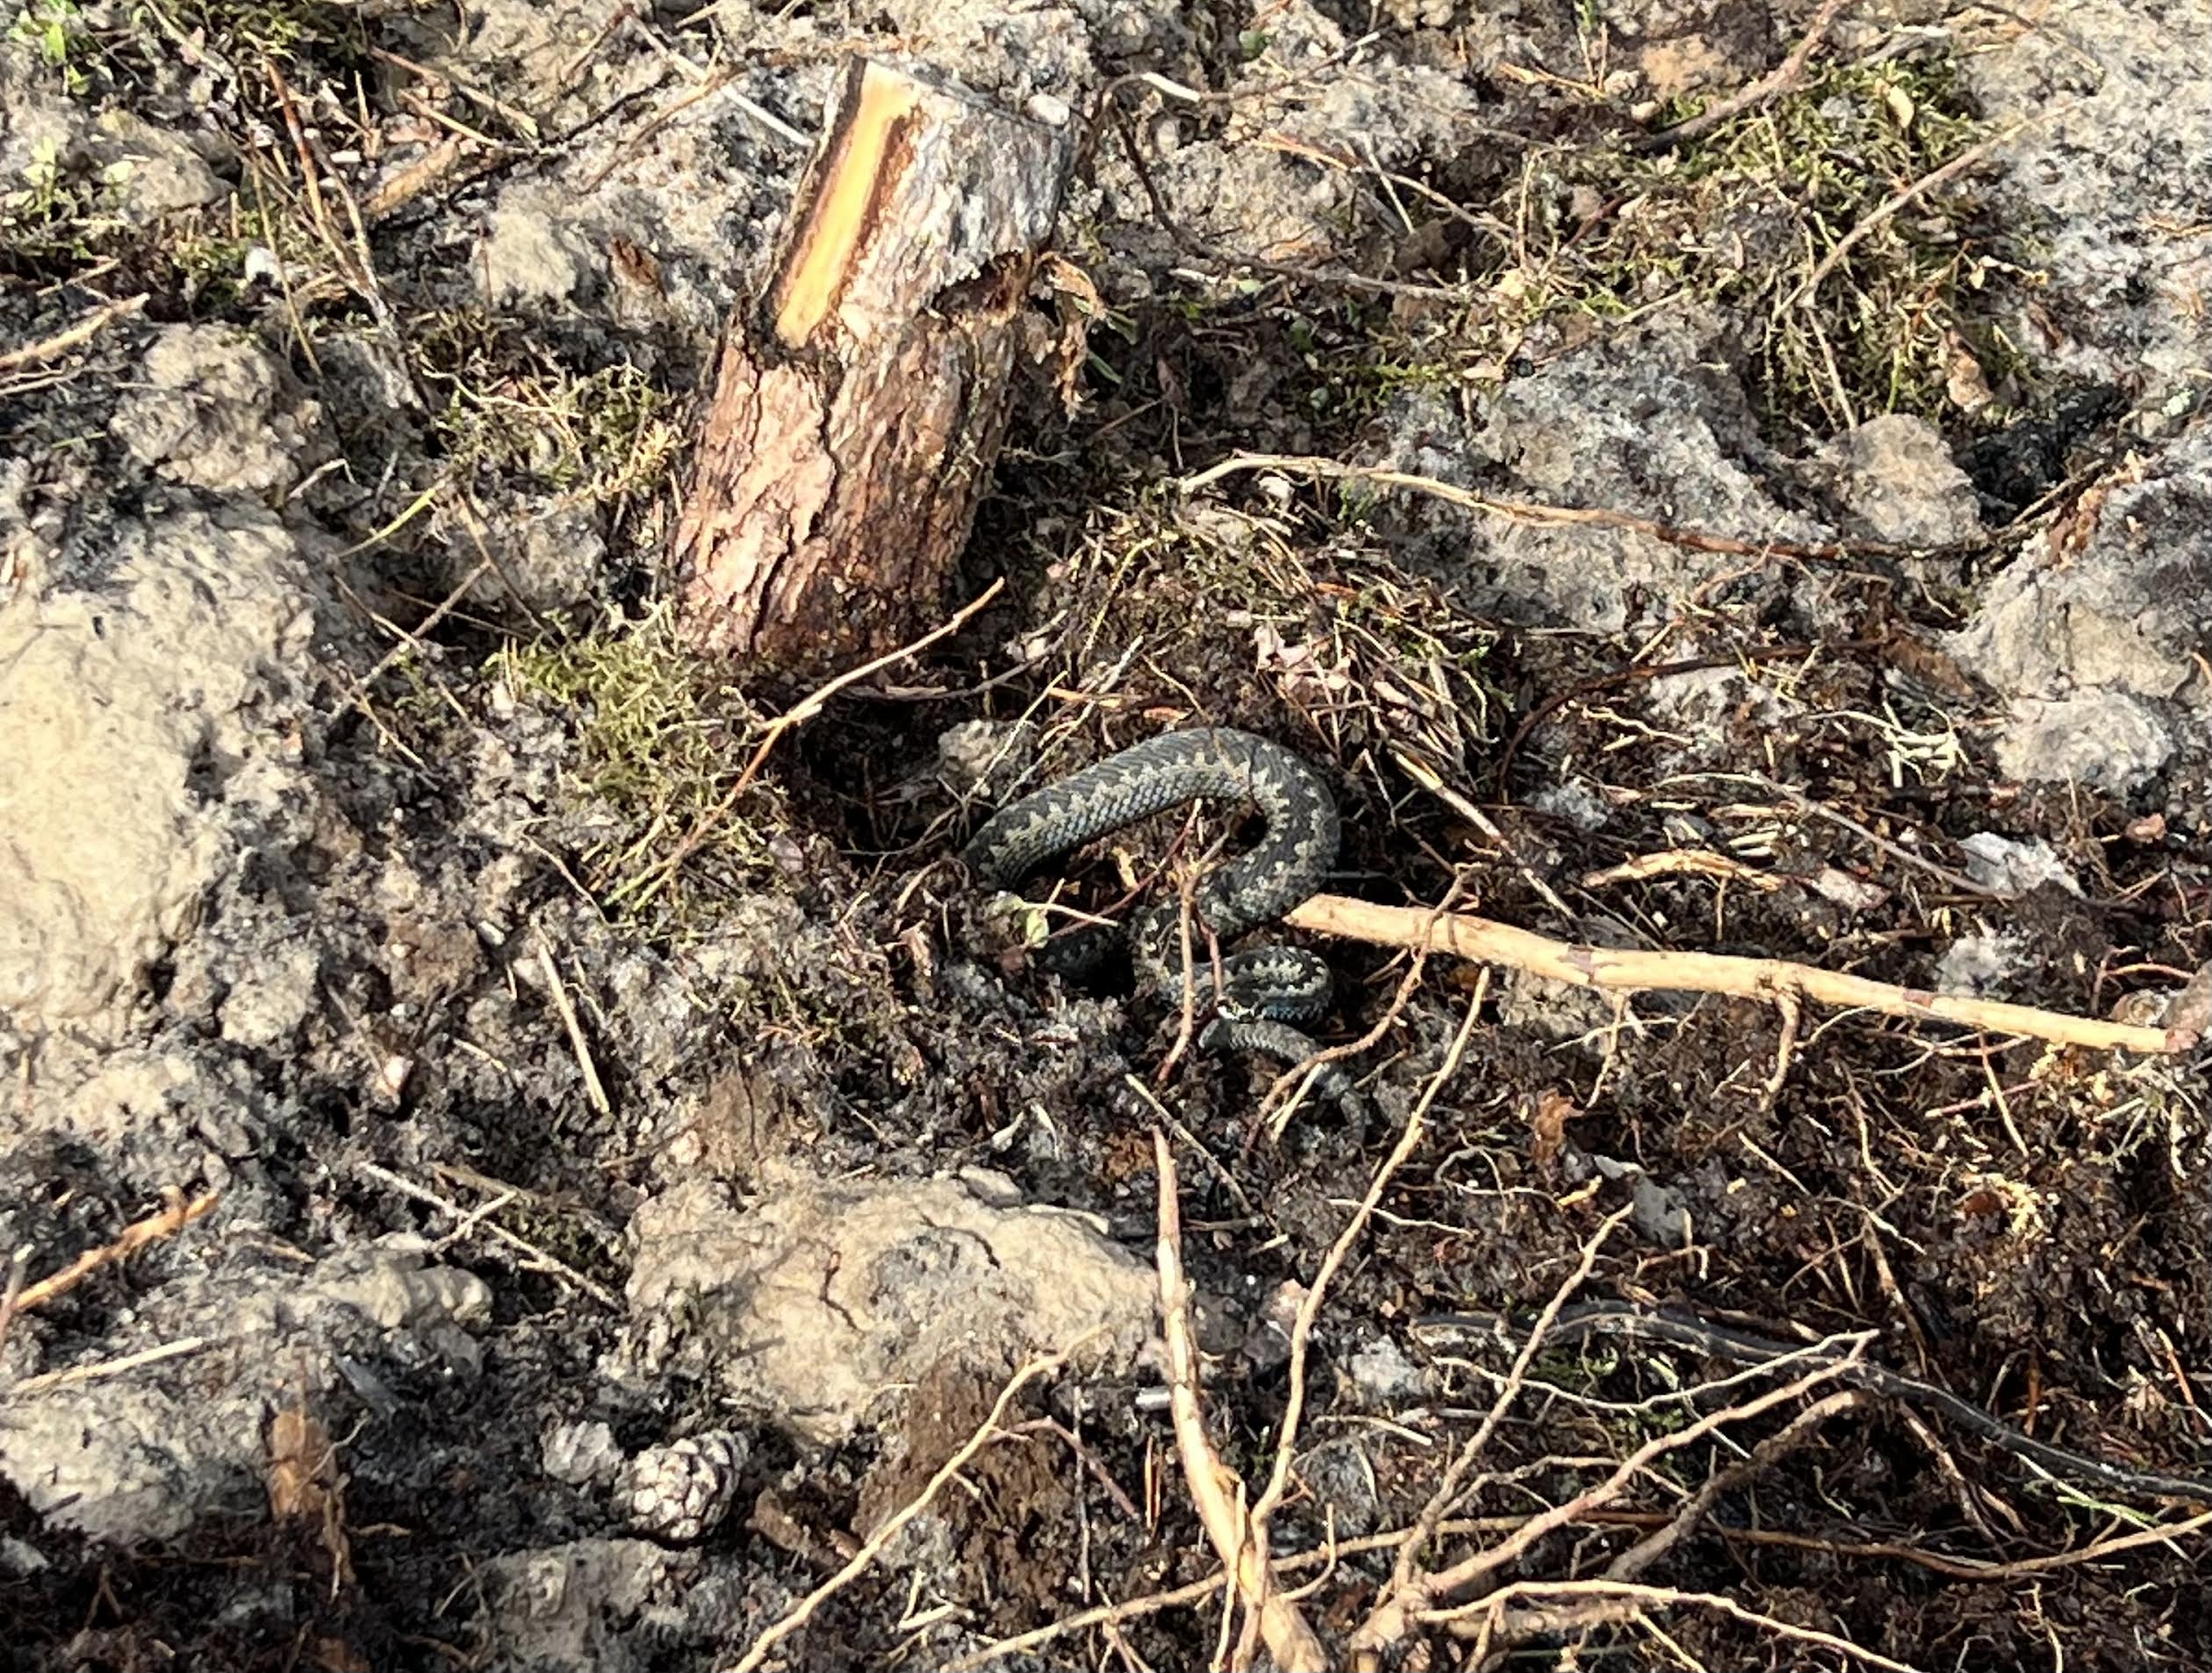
[960,726,1363,1113]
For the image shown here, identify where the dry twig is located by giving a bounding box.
[1435,1578,1927,1672]
[10,1188,222,1316]
[1785,114,2050,306]
[535,930,614,1119]
[722,1343,1080,1673]
[1284,894,2194,1056]
[1354,1204,1638,1663]
[354,1162,618,1307]
[1253,978,1490,1542]
[1360,1353,1870,1665]
[1636,0,1856,149]
[1181,452,1957,560]
[0,293,148,377]
[1153,1131,1329,1671]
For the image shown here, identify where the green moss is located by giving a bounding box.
[412,310,685,507]
[492,611,777,929]
[1524,53,2025,435]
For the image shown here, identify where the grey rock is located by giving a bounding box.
[0,506,315,1030]
[614,1167,1155,1446]
[1819,413,1983,547]
[1993,694,2174,793]
[111,325,329,497]
[1957,833,2082,898]
[543,1420,625,1487]
[1348,1336,1425,1403]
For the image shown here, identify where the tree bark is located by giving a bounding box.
[668,58,1075,680]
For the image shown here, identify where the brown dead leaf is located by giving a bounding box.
[312,1639,371,1673]
[1529,1088,1579,1169]
[269,1399,356,1594]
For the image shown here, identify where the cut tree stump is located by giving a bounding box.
[667,58,1077,680]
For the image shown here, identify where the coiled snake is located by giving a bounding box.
[961,728,1361,1111]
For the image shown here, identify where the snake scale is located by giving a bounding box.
[960,728,1361,1110]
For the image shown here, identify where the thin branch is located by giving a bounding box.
[1400,1354,1869,1646]
[1605,1389,1870,1581]
[1635,0,1856,150]
[1785,113,2056,306]
[1180,451,1961,561]
[11,1188,221,1315]
[1154,1132,1329,1672]
[1430,1579,1928,1673]
[1253,977,1490,1533]
[722,1343,1079,1673]
[1352,1203,1637,1664]
[1283,894,2194,1056]
[0,293,147,377]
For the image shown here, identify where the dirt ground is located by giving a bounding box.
[4,2,2212,1669]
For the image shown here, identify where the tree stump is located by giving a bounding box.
[667,58,1077,680]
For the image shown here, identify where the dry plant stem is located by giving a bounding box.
[947,1504,2212,1669]
[3,1334,219,1399]
[12,1188,221,1315]
[1285,894,2192,1056]
[1353,1204,1638,1667]
[1785,114,2046,305]
[1256,873,1470,1135]
[0,1246,31,1357]
[1181,452,1949,562]
[1153,1132,1330,1673]
[535,931,613,1120]
[0,293,147,377]
[1638,0,1855,148]
[1435,1580,1927,1673]
[723,1346,1079,1673]
[1253,979,1490,1533]
[354,1162,618,1307]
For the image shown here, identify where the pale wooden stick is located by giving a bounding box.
[1154,1131,1329,1672]
[1283,894,2193,1056]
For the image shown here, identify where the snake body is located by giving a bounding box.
[961,729,1358,1109]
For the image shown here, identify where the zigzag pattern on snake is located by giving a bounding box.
[960,727,1361,1111]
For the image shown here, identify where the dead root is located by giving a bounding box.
[1153,1130,1329,1672]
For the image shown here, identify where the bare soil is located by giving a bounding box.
[4,3,2211,1671]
